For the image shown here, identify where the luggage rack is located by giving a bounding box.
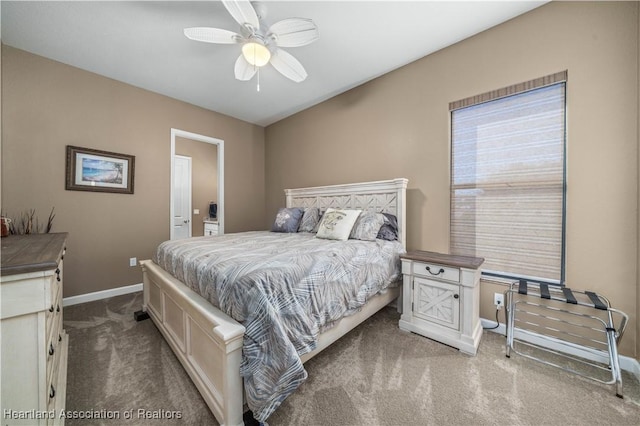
[505,280,628,397]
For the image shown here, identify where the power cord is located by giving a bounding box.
[483,308,501,330]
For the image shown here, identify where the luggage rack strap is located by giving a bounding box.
[562,287,577,304]
[518,279,528,295]
[586,291,608,311]
[539,283,551,299]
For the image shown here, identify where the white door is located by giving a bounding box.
[172,155,192,240]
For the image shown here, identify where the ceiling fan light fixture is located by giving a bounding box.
[184,1,318,84]
[242,41,271,67]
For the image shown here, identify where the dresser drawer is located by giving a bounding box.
[46,319,62,387]
[49,261,63,302]
[412,261,460,283]
[46,332,68,424]
[46,281,62,340]
[46,281,63,391]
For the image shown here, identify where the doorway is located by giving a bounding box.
[170,129,224,240]
[172,155,192,239]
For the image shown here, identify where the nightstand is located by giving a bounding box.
[203,218,219,236]
[399,250,484,355]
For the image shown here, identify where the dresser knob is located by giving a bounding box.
[453,294,459,299]
[49,343,55,356]
[59,334,62,342]
[50,385,56,399]
[57,305,60,313]
[49,305,54,313]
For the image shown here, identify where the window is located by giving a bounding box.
[450,72,566,284]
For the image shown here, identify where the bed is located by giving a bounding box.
[140,178,408,425]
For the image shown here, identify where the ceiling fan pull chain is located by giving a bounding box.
[257,67,261,92]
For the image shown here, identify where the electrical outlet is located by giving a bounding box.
[129,257,137,267]
[494,292,504,309]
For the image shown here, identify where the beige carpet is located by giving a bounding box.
[64,292,640,425]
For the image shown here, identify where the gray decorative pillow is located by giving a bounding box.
[298,208,320,233]
[312,211,324,233]
[350,211,385,241]
[377,213,399,241]
[271,207,304,233]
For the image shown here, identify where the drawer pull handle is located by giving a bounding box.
[50,385,56,399]
[453,294,459,299]
[57,305,60,313]
[59,334,62,342]
[426,266,445,276]
[49,305,54,313]
[49,343,55,356]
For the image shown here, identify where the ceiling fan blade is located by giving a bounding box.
[184,27,241,44]
[234,55,258,81]
[269,18,319,47]
[270,49,308,83]
[222,0,260,30]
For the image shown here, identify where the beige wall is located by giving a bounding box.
[1,46,266,297]
[175,136,219,237]
[266,2,639,357]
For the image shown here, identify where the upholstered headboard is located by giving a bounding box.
[284,178,408,248]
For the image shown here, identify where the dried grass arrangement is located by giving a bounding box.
[2,207,56,235]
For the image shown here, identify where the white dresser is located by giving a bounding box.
[203,218,219,236]
[1,233,69,425]
[399,250,484,355]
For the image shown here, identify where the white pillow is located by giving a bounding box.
[315,208,362,241]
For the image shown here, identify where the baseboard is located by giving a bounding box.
[480,317,640,381]
[63,283,143,307]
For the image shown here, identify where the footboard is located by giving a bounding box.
[140,260,245,426]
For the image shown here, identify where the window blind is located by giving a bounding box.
[450,74,566,283]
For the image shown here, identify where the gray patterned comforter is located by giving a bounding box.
[153,231,404,422]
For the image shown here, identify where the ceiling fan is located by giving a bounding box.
[184,0,319,87]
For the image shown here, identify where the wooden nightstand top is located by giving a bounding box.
[400,250,484,270]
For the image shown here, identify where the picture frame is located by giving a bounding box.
[65,145,135,194]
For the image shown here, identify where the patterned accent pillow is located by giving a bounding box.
[312,211,324,233]
[376,213,399,241]
[271,207,304,233]
[350,211,386,241]
[298,208,320,233]
[315,208,362,241]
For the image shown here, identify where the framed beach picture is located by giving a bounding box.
[65,146,135,194]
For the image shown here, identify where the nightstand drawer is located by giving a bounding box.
[412,261,460,283]
[204,222,219,236]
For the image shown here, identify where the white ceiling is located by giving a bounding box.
[1,1,546,126]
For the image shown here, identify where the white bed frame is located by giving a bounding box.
[140,178,408,426]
